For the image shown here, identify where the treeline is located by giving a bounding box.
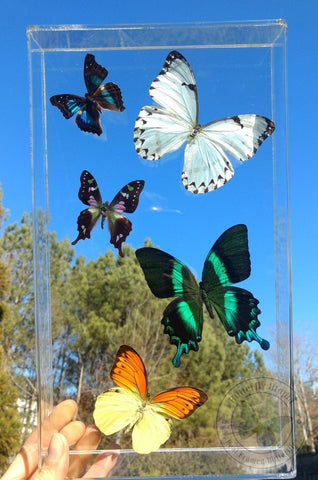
[0,208,268,471]
[1,211,266,435]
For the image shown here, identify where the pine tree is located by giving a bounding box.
[0,185,21,473]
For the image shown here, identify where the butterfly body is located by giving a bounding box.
[72,171,144,257]
[136,224,270,367]
[50,54,125,135]
[134,50,275,193]
[93,345,208,454]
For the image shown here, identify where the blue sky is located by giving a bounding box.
[1,1,317,358]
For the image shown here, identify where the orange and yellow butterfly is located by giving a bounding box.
[93,344,208,454]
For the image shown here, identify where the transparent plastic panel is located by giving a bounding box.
[27,21,294,478]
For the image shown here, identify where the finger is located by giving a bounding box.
[1,400,78,480]
[68,426,101,477]
[59,420,86,446]
[83,445,120,478]
[31,433,69,480]
[46,400,78,439]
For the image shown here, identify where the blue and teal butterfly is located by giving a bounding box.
[136,224,269,367]
[50,54,125,135]
[72,171,144,257]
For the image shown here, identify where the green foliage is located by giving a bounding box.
[0,210,273,470]
[0,187,21,472]
[0,345,21,473]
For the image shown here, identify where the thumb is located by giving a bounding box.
[34,433,69,480]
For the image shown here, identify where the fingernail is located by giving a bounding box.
[48,433,64,462]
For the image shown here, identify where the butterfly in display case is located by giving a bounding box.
[72,170,144,257]
[93,344,208,454]
[50,53,125,135]
[136,224,270,367]
[134,50,275,193]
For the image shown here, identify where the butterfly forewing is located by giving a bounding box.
[110,180,145,213]
[78,170,103,206]
[202,224,251,289]
[149,50,198,125]
[152,387,208,419]
[134,50,198,160]
[110,345,148,397]
[50,94,86,119]
[136,247,199,298]
[84,53,108,94]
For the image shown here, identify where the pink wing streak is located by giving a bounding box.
[88,195,98,207]
[114,201,126,213]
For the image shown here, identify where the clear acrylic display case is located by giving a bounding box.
[27,21,294,478]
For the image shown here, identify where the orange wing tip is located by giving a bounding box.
[152,387,208,419]
[110,345,148,397]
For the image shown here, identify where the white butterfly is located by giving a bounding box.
[134,50,275,194]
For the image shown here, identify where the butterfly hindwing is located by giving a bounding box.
[134,50,275,193]
[210,286,269,350]
[76,103,103,135]
[107,180,145,257]
[161,297,203,368]
[94,82,126,112]
[71,208,101,245]
[93,345,208,454]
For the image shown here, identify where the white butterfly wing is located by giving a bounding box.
[183,114,275,193]
[132,407,172,454]
[134,106,191,159]
[134,51,198,160]
[183,135,235,193]
[148,50,197,124]
[202,114,275,161]
[93,388,141,436]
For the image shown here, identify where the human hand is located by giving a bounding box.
[1,399,119,480]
